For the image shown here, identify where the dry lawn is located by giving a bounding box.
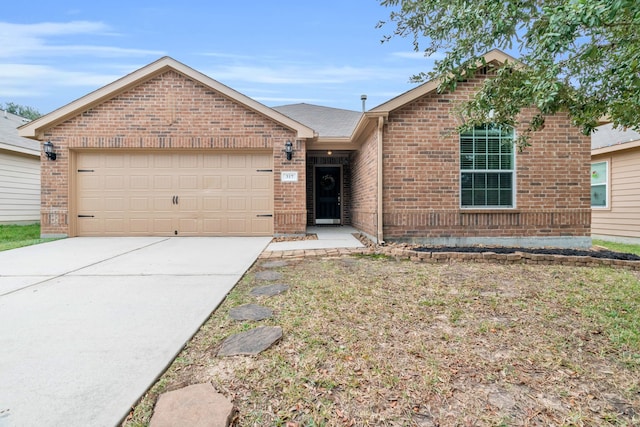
[125,255,640,426]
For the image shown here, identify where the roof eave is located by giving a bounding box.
[592,139,640,156]
[370,49,519,114]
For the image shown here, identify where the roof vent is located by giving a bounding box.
[360,94,367,112]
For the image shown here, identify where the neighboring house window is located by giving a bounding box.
[591,161,608,208]
[460,124,515,207]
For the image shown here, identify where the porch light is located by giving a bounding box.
[43,141,57,161]
[284,140,293,161]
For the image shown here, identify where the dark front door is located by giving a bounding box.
[315,166,341,224]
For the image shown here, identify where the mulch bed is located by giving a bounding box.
[413,246,640,261]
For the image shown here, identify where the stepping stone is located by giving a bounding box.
[218,326,283,357]
[250,284,289,297]
[149,383,234,427]
[255,270,283,281]
[261,260,288,268]
[229,304,273,321]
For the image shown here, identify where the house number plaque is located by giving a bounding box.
[281,171,298,182]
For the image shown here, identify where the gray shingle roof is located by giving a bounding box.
[0,110,39,154]
[273,103,362,138]
[592,123,640,150]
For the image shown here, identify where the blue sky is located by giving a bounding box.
[0,1,441,115]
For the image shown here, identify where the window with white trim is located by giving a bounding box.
[460,124,515,207]
[591,161,608,208]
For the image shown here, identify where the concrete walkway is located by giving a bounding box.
[0,237,270,427]
[265,226,365,252]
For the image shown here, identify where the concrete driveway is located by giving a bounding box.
[0,237,270,427]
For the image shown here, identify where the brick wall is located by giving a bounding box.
[41,70,306,236]
[381,72,591,244]
[350,126,378,238]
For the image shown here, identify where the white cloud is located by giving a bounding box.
[0,21,163,58]
[391,51,446,60]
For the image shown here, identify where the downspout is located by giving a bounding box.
[377,116,385,244]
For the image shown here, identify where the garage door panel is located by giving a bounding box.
[251,197,271,211]
[228,176,247,190]
[104,198,125,211]
[76,151,273,236]
[179,175,198,190]
[154,176,173,189]
[252,218,272,234]
[251,175,271,190]
[130,198,149,211]
[104,176,125,190]
[228,198,247,211]
[203,176,222,189]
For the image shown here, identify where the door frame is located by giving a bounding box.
[313,164,342,225]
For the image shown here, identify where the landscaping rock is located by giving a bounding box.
[260,260,288,268]
[217,326,283,357]
[149,383,234,427]
[229,304,273,321]
[250,284,289,297]
[255,270,283,281]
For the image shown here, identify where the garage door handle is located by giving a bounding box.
[257,169,273,172]
[172,196,179,205]
[256,214,273,217]
[78,215,95,218]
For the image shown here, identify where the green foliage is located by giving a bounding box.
[2,102,41,121]
[593,239,640,256]
[0,223,58,251]
[378,0,640,147]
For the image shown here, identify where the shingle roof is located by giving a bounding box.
[273,103,362,138]
[0,110,39,155]
[592,123,640,150]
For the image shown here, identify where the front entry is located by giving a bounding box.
[315,166,341,224]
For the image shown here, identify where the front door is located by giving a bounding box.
[315,166,341,224]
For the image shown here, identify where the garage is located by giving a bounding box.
[74,151,273,236]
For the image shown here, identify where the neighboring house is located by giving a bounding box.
[19,50,591,247]
[0,110,41,224]
[591,123,640,244]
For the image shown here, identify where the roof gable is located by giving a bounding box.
[0,110,39,156]
[370,49,519,113]
[19,57,315,140]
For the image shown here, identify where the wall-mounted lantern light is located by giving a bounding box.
[43,141,57,161]
[284,140,293,161]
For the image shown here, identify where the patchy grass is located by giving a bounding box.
[124,257,640,426]
[0,223,57,251]
[594,239,640,257]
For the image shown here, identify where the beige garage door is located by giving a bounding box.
[75,151,273,236]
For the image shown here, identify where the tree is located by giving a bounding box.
[2,102,41,121]
[378,0,640,147]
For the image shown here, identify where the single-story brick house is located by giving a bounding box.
[20,50,591,247]
[591,123,640,244]
[0,110,40,224]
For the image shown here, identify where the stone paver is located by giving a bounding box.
[260,260,288,268]
[149,383,234,427]
[254,270,283,281]
[217,326,283,356]
[250,284,289,297]
[229,304,273,321]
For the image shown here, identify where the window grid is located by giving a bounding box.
[460,125,514,208]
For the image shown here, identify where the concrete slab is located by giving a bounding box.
[71,237,267,276]
[0,276,54,296]
[0,236,270,427]
[0,237,165,276]
[266,226,364,251]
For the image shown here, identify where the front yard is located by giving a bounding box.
[0,223,57,251]
[125,255,640,426]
